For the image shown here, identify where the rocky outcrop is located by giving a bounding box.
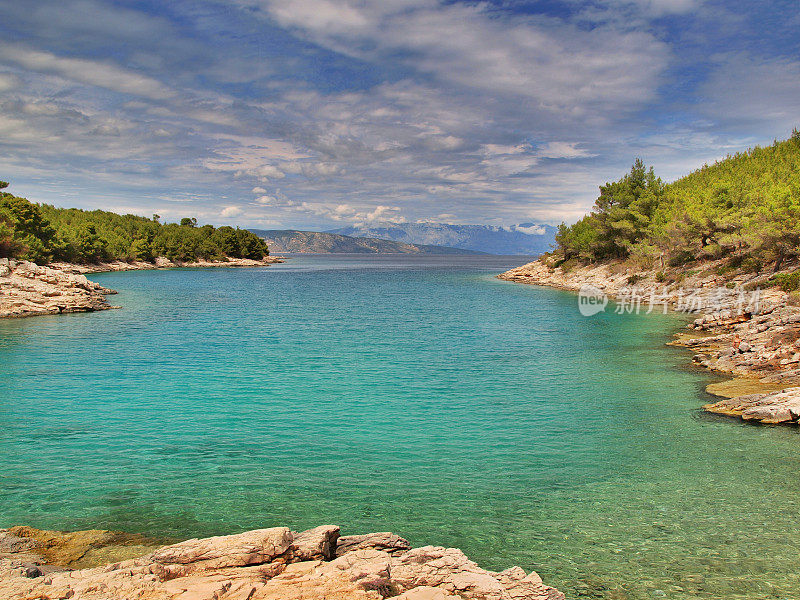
[390,546,561,600]
[499,259,620,292]
[291,525,340,561]
[0,526,563,600]
[1,255,286,319]
[673,303,800,425]
[0,259,116,318]
[149,528,293,570]
[704,387,800,424]
[335,532,411,557]
[677,306,800,382]
[498,257,785,314]
[50,255,284,274]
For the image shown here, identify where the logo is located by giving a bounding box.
[578,284,608,316]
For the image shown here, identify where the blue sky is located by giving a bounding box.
[0,0,798,228]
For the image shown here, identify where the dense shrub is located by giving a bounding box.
[0,188,268,264]
[770,271,800,292]
[555,130,800,273]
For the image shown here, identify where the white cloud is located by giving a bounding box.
[9,0,179,46]
[220,205,243,217]
[423,134,463,150]
[0,0,793,231]
[266,0,370,35]
[202,137,312,180]
[479,144,541,176]
[536,142,594,160]
[256,165,285,180]
[254,1,669,116]
[0,45,175,100]
[514,224,547,235]
[362,205,403,224]
[482,154,540,177]
[0,72,20,92]
[293,201,404,225]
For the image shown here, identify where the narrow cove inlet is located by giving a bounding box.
[2,1,798,597]
[2,255,800,600]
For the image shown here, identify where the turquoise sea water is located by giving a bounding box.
[2,255,800,599]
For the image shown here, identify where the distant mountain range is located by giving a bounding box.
[328,222,557,255]
[249,229,483,254]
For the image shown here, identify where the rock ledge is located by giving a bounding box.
[0,525,563,600]
[0,259,116,318]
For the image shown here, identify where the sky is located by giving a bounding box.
[0,0,798,229]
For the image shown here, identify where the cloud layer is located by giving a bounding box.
[0,0,797,227]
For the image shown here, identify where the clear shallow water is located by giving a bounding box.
[2,254,800,600]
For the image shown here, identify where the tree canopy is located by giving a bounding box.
[0,189,268,264]
[554,130,800,273]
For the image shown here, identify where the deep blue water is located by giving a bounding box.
[2,254,800,599]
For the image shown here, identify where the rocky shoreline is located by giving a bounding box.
[0,256,284,319]
[50,255,285,275]
[0,259,118,318]
[0,525,563,600]
[499,258,800,425]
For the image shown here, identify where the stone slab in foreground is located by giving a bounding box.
[0,525,563,600]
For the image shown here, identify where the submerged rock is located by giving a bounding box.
[0,525,563,600]
[0,526,162,570]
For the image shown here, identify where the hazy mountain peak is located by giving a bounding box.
[327,221,557,255]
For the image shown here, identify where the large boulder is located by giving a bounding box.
[290,525,340,561]
[322,548,393,593]
[150,527,293,569]
[336,532,411,557]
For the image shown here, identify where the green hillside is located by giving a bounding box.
[0,186,268,264]
[555,129,800,274]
